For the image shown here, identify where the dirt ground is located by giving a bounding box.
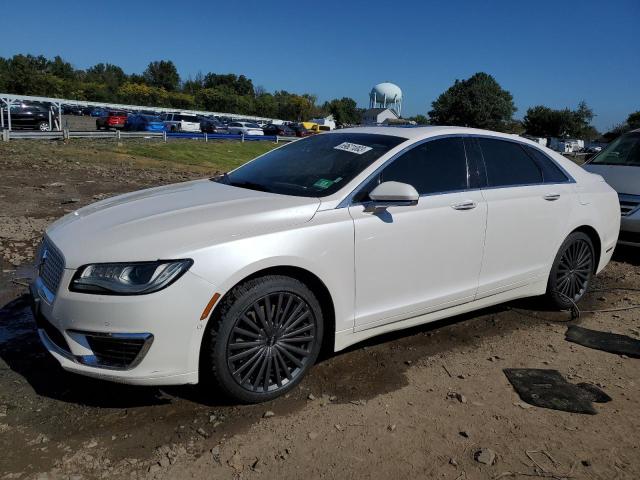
[0,139,639,480]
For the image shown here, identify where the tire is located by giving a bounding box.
[201,275,324,403]
[37,121,50,132]
[546,232,595,309]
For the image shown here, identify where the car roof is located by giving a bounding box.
[335,125,534,141]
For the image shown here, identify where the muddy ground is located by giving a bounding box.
[0,139,639,480]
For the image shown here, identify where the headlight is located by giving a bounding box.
[70,259,193,295]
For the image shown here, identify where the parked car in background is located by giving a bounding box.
[124,114,166,132]
[200,117,227,134]
[291,123,317,137]
[583,129,640,246]
[90,108,107,117]
[227,121,264,136]
[262,123,296,137]
[96,111,127,130]
[30,127,619,403]
[161,113,202,132]
[1,103,52,131]
[62,104,84,116]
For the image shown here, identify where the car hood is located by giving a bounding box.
[46,179,321,268]
[583,164,640,195]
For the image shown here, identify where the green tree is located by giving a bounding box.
[203,73,254,96]
[196,86,241,112]
[167,91,195,109]
[0,57,9,91]
[183,72,204,96]
[627,111,640,130]
[523,101,597,138]
[253,93,278,118]
[428,72,516,131]
[322,97,360,125]
[85,63,127,92]
[48,56,76,81]
[143,60,180,91]
[117,82,168,106]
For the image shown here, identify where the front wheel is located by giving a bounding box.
[38,121,51,131]
[202,275,323,403]
[546,232,595,309]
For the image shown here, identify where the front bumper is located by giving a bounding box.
[619,216,640,246]
[30,269,217,385]
[619,195,640,246]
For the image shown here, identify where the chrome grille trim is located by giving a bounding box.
[38,236,66,297]
[619,193,640,217]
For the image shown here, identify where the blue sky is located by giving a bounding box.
[2,0,638,131]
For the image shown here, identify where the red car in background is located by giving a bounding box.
[96,111,128,130]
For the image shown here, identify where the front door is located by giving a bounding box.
[349,137,488,329]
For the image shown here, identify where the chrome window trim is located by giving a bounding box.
[337,133,576,209]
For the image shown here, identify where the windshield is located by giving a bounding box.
[218,133,406,197]
[245,123,261,128]
[589,132,640,167]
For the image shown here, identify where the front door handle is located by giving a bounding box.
[544,193,561,201]
[451,200,477,210]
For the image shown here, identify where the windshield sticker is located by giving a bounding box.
[333,142,373,155]
[313,178,334,189]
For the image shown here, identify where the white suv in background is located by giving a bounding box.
[584,129,640,246]
[162,112,202,133]
[227,121,264,136]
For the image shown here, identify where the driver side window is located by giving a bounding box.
[355,137,469,201]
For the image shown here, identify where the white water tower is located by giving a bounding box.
[369,82,402,115]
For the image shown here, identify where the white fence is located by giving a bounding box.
[1,129,298,143]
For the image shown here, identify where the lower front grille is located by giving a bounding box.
[619,194,640,217]
[36,314,71,354]
[83,333,153,369]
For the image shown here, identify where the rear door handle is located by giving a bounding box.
[451,200,477,210]
[544,193,561,201]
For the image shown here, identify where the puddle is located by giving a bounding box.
[0,294,34,345]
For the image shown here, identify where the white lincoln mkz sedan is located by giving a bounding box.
[30,127,620,403]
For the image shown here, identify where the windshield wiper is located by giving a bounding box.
[210,173,272,192]
[210,172,231,184]
[229,180,272,193]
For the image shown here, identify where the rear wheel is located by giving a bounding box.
[202,275,323,403]
[37,121,50,132]
[546,232,595,309]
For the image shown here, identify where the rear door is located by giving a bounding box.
[470,137,573,297]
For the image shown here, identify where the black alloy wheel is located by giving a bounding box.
[203,275,323,403]
[226,291,317,393]
[547,232,595,309]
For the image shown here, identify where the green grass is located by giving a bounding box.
[116,140,278,171]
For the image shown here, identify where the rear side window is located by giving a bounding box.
[380,137,468,195]
[523,146,569,183]
[478,138,542,187]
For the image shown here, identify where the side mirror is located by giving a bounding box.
[368,181,419,207]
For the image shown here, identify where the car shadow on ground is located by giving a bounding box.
[612,244,640,266]
[0,289,582,410]
[0,295,206,408]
